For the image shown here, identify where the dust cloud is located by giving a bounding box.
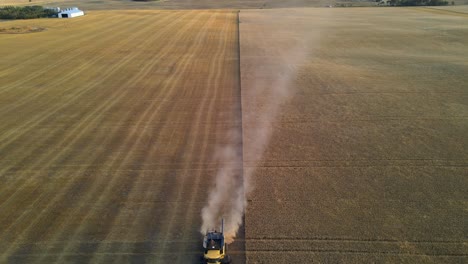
[201,9,328,243]
[200,131,244,243]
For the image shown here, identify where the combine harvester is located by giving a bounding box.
[202,219,232,264]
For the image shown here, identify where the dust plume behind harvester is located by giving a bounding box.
[200,11,246,245]
[201,8,327,251]
[200,130,244,244]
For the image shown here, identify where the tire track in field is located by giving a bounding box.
[242,158,468,168]
[0,13,155,84]
[174,11,235,264]
[0,18,158,219]
[92,11,228,262]
[0,13,161,125]
[0,10,188,210]
[0,13,123,90]
[0,11,179,178]
[0,12,156,80]
[41,11,214,263]
[245,237,467,243]
[0,14,167,110]
[89,9,225,258]
[6,237,465,247]
[245,237,467,258]
[71,11,219,264]
[1,23,186,264]
[151,12,231,263]
[5,251,467,260]
[0,15,110,70]
[247,250,466,257]
[0,14,108,74]
[0,12,190,260]
[0,12,181,208]
[0,14,148,147]
[0,11,186,241]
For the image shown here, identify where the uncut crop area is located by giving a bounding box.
[241,7,467,264]
[0,10,242,263]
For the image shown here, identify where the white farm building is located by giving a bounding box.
[58,7,84,18]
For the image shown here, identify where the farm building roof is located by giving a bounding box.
[58,7,83,15]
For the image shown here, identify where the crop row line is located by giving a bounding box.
[247,249,467,257]
[4,237,465,245]
[245,237,466,244]
[6,251,466,257]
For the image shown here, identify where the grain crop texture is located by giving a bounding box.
[240,7,468,263]
[0,10,243,263]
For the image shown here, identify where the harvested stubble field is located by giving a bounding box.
[241,7,468,263]
[0,9,244,263]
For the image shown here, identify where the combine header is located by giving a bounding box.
[202,219,232,264]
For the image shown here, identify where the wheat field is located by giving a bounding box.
[241,7,468,263]
[0,4,467,264]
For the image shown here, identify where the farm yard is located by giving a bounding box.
[1,2,467,264]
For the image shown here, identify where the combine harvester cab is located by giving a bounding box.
[202,219,232,264]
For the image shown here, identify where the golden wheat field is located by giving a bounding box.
[241,7,468,264]
[0,3,467,264]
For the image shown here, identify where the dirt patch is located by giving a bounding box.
[0,26,46,34]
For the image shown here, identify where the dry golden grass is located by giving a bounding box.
[240,7,468,263]
[0,9,242,263]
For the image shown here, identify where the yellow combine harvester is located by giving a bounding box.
[202,219,232,264]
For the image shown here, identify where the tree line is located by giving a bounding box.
[387,0,449,5]
[0,6,58,19]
